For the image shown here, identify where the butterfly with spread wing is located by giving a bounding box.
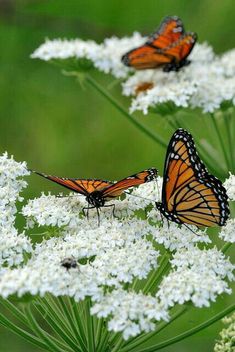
[33,168,158,223]
[155,129,230,227]
[122,16,197,72]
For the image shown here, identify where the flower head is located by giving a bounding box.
[32,36,235,113]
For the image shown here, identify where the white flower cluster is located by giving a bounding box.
[214,312,235,352]
[32,35,235,113]
[31,33,144,79]
[0,153,32,266]
[224,173,235,201]
[0,219,159,303]
[219,219,235,243]
[123,43,235,114]
[0,153,234,339]
[91,289,169,340]
[157,247,234,308]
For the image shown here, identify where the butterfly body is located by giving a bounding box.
[156,129,229,227]
[86,190,106,208]
[122,16,197,72]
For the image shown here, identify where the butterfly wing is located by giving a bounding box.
[33,171,113,196]
[147,16,185,49]
[102,168,158,199]
[122,45,172,69]
[122,16,196,70]
[161,33,197,62]
[161,129,229,227]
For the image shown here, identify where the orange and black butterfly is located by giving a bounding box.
[33,168,158,222]
[156,129,229,227]
[122,16,197,72]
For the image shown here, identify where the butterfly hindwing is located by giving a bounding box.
[159,129,229,227]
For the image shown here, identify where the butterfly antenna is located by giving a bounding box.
[124,191,156,203]
[182,223,201,236]
[155,178,161,203]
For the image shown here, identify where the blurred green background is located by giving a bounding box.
[0,0,234,351]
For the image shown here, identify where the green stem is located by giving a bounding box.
[0,310,48,351]
[25,305,64,352]
[95,317,104,349]
[86,298,95,352]
[69,298,88,349]
[142,252,170,294]
[120,305,187,352]
[221,242,232,253]
[58,296,85,348]
[136,303,235,352]
[210,113,231,173]
[111,337,124,352]
[39,297,77,342]
[97,324,110,352]
[85,74,168,149]
[224,112,234,172]
[0,298,28,325]
[36,298,82,351]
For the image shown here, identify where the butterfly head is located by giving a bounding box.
[87,191,105,208]
[121,52,131,66]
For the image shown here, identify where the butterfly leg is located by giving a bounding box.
[82,206,96,220]
[183,223,200,236]
[163,63,174,72]
[102,204,116,218]
[96,207,100,226]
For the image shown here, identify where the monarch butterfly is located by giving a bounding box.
[155,129,230,227]
[122,16,197,72]
[32,168,158,223]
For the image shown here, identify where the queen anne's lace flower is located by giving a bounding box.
[157,247,234,308]
[224,173,235,201]
[219,219,235,243]
[91,289,169,340]
[214,312,235,352]
[32,36,235,113]
[0,153,32,266]
[0,153,234,339]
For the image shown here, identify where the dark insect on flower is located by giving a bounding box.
[31,168,158,224]
[122,16,197,72]
[61,257,78,270]
[156,128,230,227]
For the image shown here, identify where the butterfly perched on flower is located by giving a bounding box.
[155,129,230,227]
[32,168,158,223]
[122,16,197,72]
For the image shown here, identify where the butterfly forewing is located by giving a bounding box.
[123,46,172,70]
[147,16,184,49]
[102,168,158,198]
[161,129,229,227]
[33,171,113,196]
